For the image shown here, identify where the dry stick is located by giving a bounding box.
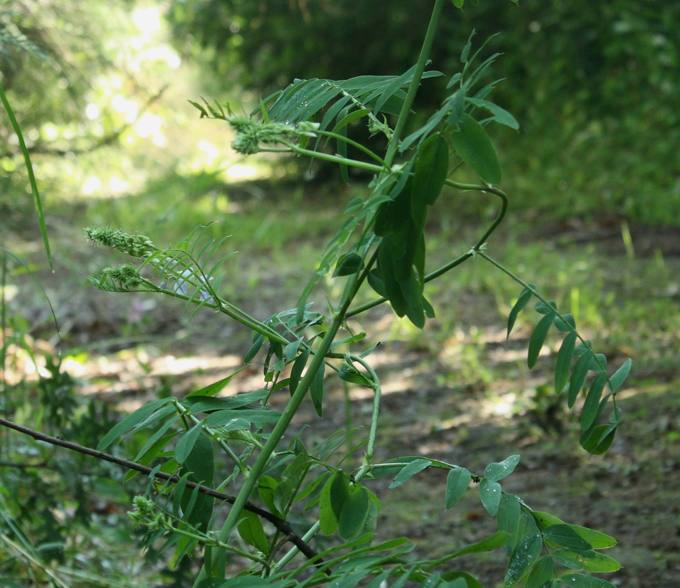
[0,417,319,562]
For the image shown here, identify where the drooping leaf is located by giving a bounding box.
[568,352,592,407]
[339,486,370,539]
[466,97,519,130]
[445,468,471,509]
[528,313,554,369]
[238,510,270,555]
[580,423,616,455]
[413,134,449,207]
[311,361,326,416]
[479,478,502,516]
[449,113,502,183]
[580,374,607,432]
[504,533,542,586]
[180,432,214,530]
[608,358,632,393]
[319,471,348,536]
[175,423,203,464]
[543,524,592,553]
[389,459,431,489]
[484,454,520,482]
[98,398,173,450]
[497,494,521,538]
[507,287,532,338]
[289,349,309,394]
[334,252,364,277]
[186,367,245,398]
[244,334,265,364]
[526,557,555,588]
[555,332,577,393]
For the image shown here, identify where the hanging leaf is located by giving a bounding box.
[319,471,349,536]
[180,432,214,530]
[543,524,592,553]
[528,313,554,369]
[339,486,370,539]
[466,97,519,130]
[334,252,364,277]
[568,352,592,407]
[389,459,431,489]
[608,358,632,393]
[580,423,617,455]
[580,374,607,432]
[311,362,326,416]
[98,398,173,450]
[244,334,265,364]
[238,510,270,555]
[497,494,521,538]
[174,423,203,464]
[555,332,577,393]
[289,348,309,394]
[526,557,554,588]
[504,533,542,586]
[445,467,471,509]
[507,287,532,338]
[449,113,502,184]
[413,134,449,207]
[479,478,502,516]
[484,454,520,482]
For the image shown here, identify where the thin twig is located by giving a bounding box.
[0,417,319,562]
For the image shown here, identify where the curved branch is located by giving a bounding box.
[0,417,319,562]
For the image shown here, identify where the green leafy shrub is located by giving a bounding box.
[3,1,635,585]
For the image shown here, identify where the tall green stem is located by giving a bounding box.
[208,254,377,577]
[201,3,446,579]
[383,0,446,168]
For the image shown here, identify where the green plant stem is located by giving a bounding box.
[267,144,385,174]
[314,130,385,165]
[349,355,381,477]
[383,0,446,167]
[137,277,289,346]
[204,5,445,578]
[0,85,53,270]
[208,252,378,578]
[477,251,614,394]
[272,355,381,572]
[346,181,507,318]
[272,522,321,572]
[445,180,508,249]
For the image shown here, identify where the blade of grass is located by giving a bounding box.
[0,84,53,270]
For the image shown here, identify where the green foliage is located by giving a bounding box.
[2,0,640,585]
[168,0,680,224]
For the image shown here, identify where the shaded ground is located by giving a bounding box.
[6,177,680,586]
